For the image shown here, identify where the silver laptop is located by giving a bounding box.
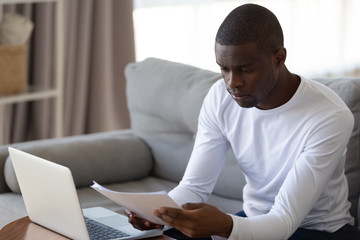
[8,147,163,240]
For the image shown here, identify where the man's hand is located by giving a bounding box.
[153,202,233,238]
[125,209,164,231]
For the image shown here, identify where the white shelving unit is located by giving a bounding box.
[0,0,64,145]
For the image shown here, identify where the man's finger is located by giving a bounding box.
[126,210,164,231]
[155,207,194,230]
[182,202,203,210]
[125,209,137,219]
[158,207,183,219]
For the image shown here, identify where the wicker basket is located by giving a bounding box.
[0,45,28,96]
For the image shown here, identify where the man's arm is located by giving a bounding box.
[168,82,230,206]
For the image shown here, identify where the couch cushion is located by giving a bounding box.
[4,131,153,193]
[139,133,194,183]
[0,192,27,229]
[125,58,222,134]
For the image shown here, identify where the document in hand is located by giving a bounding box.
[91,181,180,225]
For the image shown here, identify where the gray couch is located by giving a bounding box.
[0,58,359,232]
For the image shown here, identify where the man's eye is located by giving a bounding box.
[240,68,252,73]
[220,67,230,72]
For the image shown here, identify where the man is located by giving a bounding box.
[128,4,360,239]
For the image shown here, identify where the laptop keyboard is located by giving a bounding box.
[85,217,130,240]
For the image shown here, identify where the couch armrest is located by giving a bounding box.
[1,130,153,194]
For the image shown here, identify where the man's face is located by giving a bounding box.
[215,42,279,109]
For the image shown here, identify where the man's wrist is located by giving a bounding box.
[218,214,233,238]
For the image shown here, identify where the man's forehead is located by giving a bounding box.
[215,42,262,65]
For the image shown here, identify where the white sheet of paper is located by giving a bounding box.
[91,181,180,225]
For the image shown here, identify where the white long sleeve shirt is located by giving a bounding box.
[168,77,355,240]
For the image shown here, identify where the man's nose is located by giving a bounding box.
[227,72,244,89]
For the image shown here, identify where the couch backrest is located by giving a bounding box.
[126,58,222,134]
[125,58,360,225]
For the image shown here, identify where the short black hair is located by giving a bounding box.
[216,4,284,53]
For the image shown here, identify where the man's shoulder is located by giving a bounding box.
[205,79,231,103]
[300,76,349,111]
[299,77,354,128]
[208,78,226,93]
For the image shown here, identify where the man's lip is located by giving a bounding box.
[231,93,249,100]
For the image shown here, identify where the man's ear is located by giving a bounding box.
[273,47,286,66]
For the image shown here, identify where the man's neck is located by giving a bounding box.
[257,69,300,110]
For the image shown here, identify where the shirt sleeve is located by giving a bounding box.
[169,83,230,206]
[227,109,354,240]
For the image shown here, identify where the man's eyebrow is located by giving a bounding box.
[236,62,254,68]
[216,61,254,68]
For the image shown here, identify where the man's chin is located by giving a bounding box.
[236,104,256,108]
[234,100,257,108]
